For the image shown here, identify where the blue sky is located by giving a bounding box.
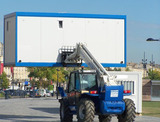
[0,0,160,64]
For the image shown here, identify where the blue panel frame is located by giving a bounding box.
[13,12,127,67]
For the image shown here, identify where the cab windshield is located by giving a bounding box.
[79,73,97,90]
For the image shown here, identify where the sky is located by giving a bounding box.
[0,0,160,64]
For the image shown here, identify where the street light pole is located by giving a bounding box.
[146,37,159,79]
[142,52,147,78]
[56,68,60,99]
[150,54,155,80]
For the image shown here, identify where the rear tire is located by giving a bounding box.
[60,99,73,122]
[99,115,112,122]
[118,99,136,122]
[77,99,95,122]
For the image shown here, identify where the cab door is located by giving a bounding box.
[68,72,76,105]
[75,72,81,105]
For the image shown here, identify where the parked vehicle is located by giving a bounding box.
[35,90,41,97]
[45,90,51,97]
[29,90,40,98]
[49,90,54,97]
[4,89,26,98]
[38,89,46,97]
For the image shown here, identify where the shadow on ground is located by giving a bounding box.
[15,120,61,122]
[31,107,59,114]
[0,114,55,120]
[16,120,77,122]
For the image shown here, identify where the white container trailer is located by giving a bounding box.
[4,12,126,67]
[109,71,142,114]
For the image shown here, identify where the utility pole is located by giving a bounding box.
[56,68,60,99]
[142,52,147,78]
[150,54,155,79]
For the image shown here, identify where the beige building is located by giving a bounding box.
[3,67,30,81]
[13,67,29,81]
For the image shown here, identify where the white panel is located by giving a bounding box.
[115,20,125,63]
[17,17,41,62]
[116,75,128,79]
[4,16,16,65]
[16,15,125,65]
[85,18,107,63]
[85,19,124,64]
[40,17,61,62]
[63,18,85,45]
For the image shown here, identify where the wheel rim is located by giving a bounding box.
[79,104,85,119]
[61,104,64,119]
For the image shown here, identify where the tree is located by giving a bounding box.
[42,80,50,89]
[52,68,67,83]
[48,85,54,91]
[28,67,70,88]
[148,69,160,80]
[114,68,121,71]
[0,72,9,89]
[125,67,130,71]
[28,67,57,80]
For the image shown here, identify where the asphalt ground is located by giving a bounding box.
[0,97,160,122]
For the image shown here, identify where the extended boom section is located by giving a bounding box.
[61,43,117,85]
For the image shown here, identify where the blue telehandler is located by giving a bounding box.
[58,43,136,122]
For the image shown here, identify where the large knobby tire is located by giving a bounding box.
[99,115,112,122]
[60,100,73,122]
[77,99,95,122]
[118,98,136,122]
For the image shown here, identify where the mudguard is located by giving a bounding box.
[100,85,125,114]
[58,87,67,97]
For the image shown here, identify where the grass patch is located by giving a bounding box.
[143,101,160,118]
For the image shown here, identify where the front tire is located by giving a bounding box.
[60,100,73,122]
[99,115,112,122]
[77,99,95,122]
[118,99,136,122]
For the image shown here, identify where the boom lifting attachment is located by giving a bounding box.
[60,43,117,86]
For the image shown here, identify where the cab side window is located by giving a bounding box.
[69,73,75,92]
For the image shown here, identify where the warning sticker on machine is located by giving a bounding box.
[110,90,119,97]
